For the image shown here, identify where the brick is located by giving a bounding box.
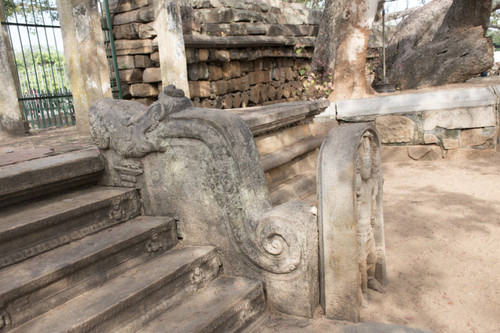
[241,91,249,107]
[232,93,242,108]
[246,23,268,35]
[215,50,230,62]
[150,52,160,65]
[240,61,254,73]
[130,83,158,97]
[222,94,233,109]
[230,49,249,60]
[189,81,211,98]
[198,49,209,62]
[249,71,270,85]
[113,10,139,26]
[143,67,162,83]
[198,63,209,80]
[202,24,231,36]
[249,85,260,104]
[208,65,224,80]
[119,69,143,83]
[117,56,135,70]
[138,5,155,22]
[227,77,249,93]
[138,23,156,39]
[229,24,247,36]
[222,62,241,79]
[185,49,197,64]
[113,23,139,39]
[212,80,228,95]
[134,55,152,68]
[115,40,153,55]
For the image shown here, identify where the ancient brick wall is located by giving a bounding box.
[110,0,321,107]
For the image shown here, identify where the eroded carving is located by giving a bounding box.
[89,86,319,317]
[355,132,384,302]
[0,310,11,329]
[318,123,387,323]
[145,232,164,253]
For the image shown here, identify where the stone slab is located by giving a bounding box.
[8,246,218,333]
[375,115,415,143]
[337,86,498,121]
[422,107,497,131]
[460,127,496,147]
[138,277,266,333]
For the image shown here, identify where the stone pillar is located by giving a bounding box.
[56,0,112,136]
[154,0,189,96]
[0,7,27,140]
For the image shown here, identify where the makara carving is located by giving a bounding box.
[318,123,387,322]
[89,86,318,317]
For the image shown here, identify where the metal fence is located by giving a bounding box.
[0,0,75,129]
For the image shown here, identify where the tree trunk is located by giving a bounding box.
[330,0,380,100]
[386,0,493,90]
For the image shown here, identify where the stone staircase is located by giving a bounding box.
[0,149,267,332]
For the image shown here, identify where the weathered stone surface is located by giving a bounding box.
[211,80,228,95]
[189,81,211,98]
[113,23,139,39]
[113,9,140,26]
[89,87,319,317]
[222,61,241,78]
[138,5,155,22]
[408,146,441,160]
[249,71,271,85]
[198,49,209,62]
[130,83,158,97]
[446,148,497,159]
[442,138,459,150]
[134,55,152,68]
[117,55,135,70]
[115,39,153,55]
[423,107,497,131]
[460,128,495,147]
[424,133,438,144]
[337,86,497,122]
[375,116,415,143]
[227,77,250,92]
[119,68,143,83]
[208,64,223,80]
[138,23,156,39]
[143,67,162,83]
[318,124,387,322]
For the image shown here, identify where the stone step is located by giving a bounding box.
[138,276,267,333]
[9,246,220,333]
[269,169,316,206]
[0,149,103,208]
[0,216,177,330]
[0,186,140,269]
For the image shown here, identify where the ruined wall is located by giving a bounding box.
[111,0,321,106]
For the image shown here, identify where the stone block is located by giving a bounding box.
[442,138,459,150]
[212,80,228,95]
[247,23,268,35]
[284,67,294,81]
[138,23,156,39]
[230,49,249,60]
[150,52,160,65]
[113,23,139,39]
[209,65,224,80]
[222,94,233,109]
[115,40,153,55]
[134,55,152,68]
[423,107,497,131]
[119,69,143,83]
[116,0,152,13]
[202,23,231,36]
[189,81,211,98]
[185,49,197,64]
[249,85,261,104]
[222,61,241,79]
[198,49,209,62]
[117,55,135,70]
[143,67,162,83]
[130,83,158,97]
[240,61,254,73]
[113,10,139,26]
[230,23,247,36]
[188,64,200,81]
[460,128,496,147]
[424,133,438,144]
[375,116,415,143]
[138,5,155,22]
[227,77,249,93]
[407,145,441,160]
[215,50,231,62]
[249,71,271,85]
[232,93,242,108]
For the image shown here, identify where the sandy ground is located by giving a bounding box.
[360,155,500,333]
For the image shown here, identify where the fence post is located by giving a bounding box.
[56,0,112,136]
[154,0,189,96]
[0,6,27,140]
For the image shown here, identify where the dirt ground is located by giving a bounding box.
[360,154,500,333]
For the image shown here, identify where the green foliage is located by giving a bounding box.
[2,0,58,22]
[14,47,64,71]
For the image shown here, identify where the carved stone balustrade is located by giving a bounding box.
[89,86,319,318]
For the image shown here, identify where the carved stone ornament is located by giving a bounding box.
[89,86,318,317]
[317,123,388,323]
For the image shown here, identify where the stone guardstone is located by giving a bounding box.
[318,123,387,323]
[422,107,497,131]
[375,116,414,143]
[89,85,319,318]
